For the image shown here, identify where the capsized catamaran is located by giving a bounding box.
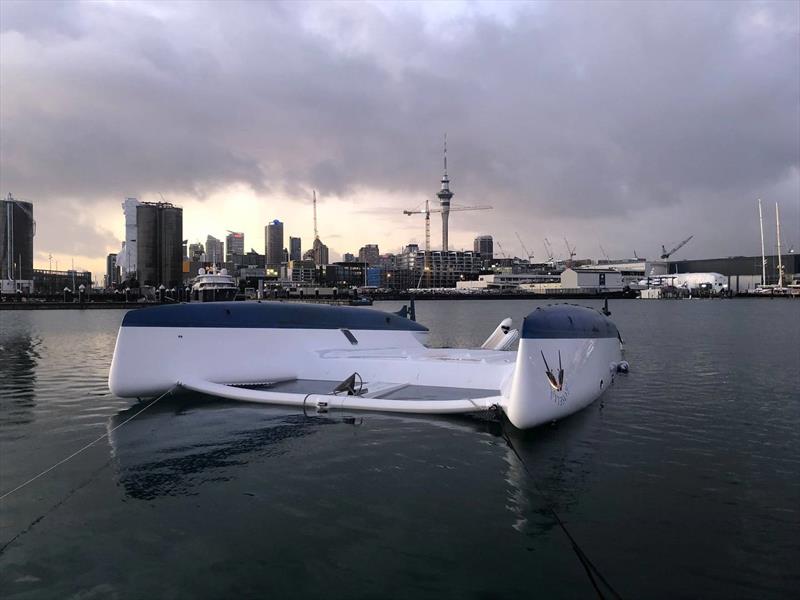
[108,302,628,430]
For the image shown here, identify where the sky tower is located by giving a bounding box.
[437,134,454,251]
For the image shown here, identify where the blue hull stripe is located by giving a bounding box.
[121,301,429,332]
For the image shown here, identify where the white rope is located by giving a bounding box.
[0,386,177,501]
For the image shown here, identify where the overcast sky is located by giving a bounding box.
[1,0,798,277]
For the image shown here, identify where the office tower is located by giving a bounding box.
[474,235,493,259]
[265,219,284,266]
[342,253,355,263]
[289,236,302,262]
[106,253,119,288]
[225,231,244,262]
[206,235,224,265]
[1,193,34,285]
[136,202,183,288]
[312,238,329,266]
[358,244,380,265]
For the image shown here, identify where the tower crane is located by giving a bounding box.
[403,201,491,284]
[515,232,534,262]
[564,237,576,268]
[403,202,492,256]
[312,190,319,240]
[495,240,508,259]
[660,235,693,260]
[543,238,555,266]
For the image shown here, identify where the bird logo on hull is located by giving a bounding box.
[540,350,564,392]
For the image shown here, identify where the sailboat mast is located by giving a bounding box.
[758,198,766,285]
[776,202,783,288]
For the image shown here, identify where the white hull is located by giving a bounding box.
[109,303,626,429]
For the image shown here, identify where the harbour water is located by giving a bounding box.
[1,300,798,599]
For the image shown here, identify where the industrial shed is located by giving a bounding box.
[561,268,623,290]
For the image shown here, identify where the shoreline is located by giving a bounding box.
[0,291,793,309]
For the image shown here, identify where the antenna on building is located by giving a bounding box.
[443,133,448,176]
[313,190,319,241]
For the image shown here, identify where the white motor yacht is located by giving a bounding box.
[191,267,239,302]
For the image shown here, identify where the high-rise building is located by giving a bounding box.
[312,238,329,266]
[225,231,244,262]
[342,252,356,263]
[289,236,302,262]
[136,202,183,288]
[474,235,493,266]
[106,253,119,288]
[265,220,284,266]
[358,244,380,266]
[116,197,140,280]
[1,194,34,292]
[205,235,224,264]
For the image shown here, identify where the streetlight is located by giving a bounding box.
[125,287,131,303]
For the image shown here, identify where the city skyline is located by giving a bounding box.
[1,1,798,279]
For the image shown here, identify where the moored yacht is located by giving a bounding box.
[191,267,239,302]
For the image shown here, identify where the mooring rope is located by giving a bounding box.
[493,407,624,600]
[0,386,178,501]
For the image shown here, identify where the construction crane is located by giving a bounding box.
[403,201,491,284]
[312,190,319,240]
[599,245,610,263]
[495,240,508,259]
[543,238,555,266]
[564,237,576,268]
[515,232,534,262]
[660,235,693,259]
[403,201,492,256]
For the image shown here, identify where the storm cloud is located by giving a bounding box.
[1,0,798,269]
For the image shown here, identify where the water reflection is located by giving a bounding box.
[0,324,41,429]
[108,394,340,500]
[107,390,591,543]
[501,404,598,536]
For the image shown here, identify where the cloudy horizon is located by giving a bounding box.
[1,0,798,278]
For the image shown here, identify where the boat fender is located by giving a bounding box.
[614,361,630,373]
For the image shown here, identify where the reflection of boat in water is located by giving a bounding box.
[109,302,628,430]
[191,267,238,302]
[106,394,614,594]
[107,395,497,500]
[107,398,323,500]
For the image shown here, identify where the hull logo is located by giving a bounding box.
[540,350,564,392]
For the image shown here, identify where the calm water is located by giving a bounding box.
[1,299,798,599]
